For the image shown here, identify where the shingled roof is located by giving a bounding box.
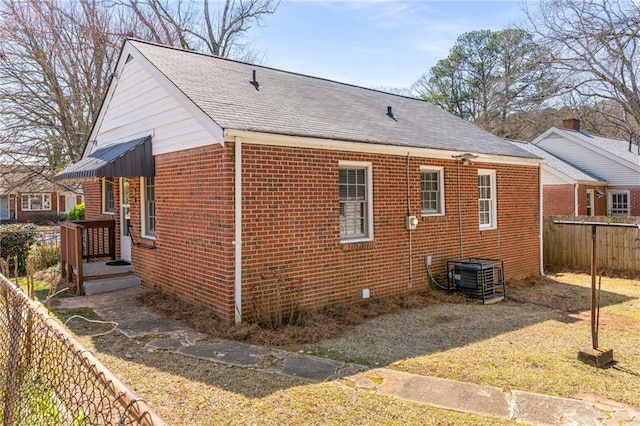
[128,40,537,160]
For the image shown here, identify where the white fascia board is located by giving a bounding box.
[224,129,543,167]
[531,127,561,145]
[88,40,224,155]
[543,165,575,184]
[535,128,640,173]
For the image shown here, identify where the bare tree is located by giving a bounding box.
[0,0,280,184]
[115,0,280,61]
[525,0,640,142]
[0,0,127,171]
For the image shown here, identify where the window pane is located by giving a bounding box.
[145,177,156,235]
[339,166,368,239]
[421,170,441,214]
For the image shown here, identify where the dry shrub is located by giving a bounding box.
[138,285,478,347]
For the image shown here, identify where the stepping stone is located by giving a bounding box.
[281,355,345,382]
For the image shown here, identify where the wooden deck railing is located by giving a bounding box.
[60,220,116,293]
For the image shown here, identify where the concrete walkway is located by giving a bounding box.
[56,287,640,426]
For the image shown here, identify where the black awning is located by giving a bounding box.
[54,136,154,182]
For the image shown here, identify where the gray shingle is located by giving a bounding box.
[130,40,537,160]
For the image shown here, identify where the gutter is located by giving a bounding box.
[539,165,545,276]
[234,136,243,324]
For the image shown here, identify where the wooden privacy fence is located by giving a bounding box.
[544,215,640,272]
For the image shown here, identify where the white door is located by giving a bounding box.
[120,178,132,261]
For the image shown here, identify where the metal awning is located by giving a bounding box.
[54,136,154,182]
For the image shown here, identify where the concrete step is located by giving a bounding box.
[84,275,139,295]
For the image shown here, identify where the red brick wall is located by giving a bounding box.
[576,185,607,216]
[238,144,540,320]
[631,188,640,217]
[85,143,541,321]
[130,145,235,319]
[543,185,575,216]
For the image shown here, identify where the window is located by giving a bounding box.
[103,178,114,214]
[339,161,373,242]
[21,194,51,211]
[585,189,594,216]
[608,190,629,217]
[421,166,444,216]
[478,170,497,230]
[142,177,156,237]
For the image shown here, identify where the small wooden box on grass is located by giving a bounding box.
[578,348,613,368]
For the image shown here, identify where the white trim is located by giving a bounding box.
[607,189,630,217]
[586,189,595,216]
[102,178,115,215]
[539,165,545,276]
[478,169,497,231]
[20,193,52,212]
[338,160,374,243]
[533,127,640,173]
[224,129,543,167]
[574,183,579,216]
[140,177,156,239]
[420,165,445,217]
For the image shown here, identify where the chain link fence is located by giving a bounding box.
[0,274,164,425]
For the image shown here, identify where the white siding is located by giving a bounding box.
[93,59,218,156]
[542,168,571,185]
[537,136,639,186]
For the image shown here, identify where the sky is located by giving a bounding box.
[253,0,528,90]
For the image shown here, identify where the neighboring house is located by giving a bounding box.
[55,39,543,323]
[508,140,608,216]
[532,119,640,217]
[0,167,83,223]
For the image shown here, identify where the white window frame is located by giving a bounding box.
[21,193,52,211]
[585,189,594,216]
[102,178,115,215]
[607,190,630,217]
[478,169,497,230]
[140,177,156,239]
[420,166,445,217]
[339,161,374,243]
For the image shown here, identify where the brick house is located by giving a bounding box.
[0,167,83,223]
[508,140,607,216]
[55,39,544,323]
[531,118,640,217]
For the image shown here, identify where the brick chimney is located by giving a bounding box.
[562,117,581,131]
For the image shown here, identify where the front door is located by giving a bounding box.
[0,196,8,220]
[120,178,131,261]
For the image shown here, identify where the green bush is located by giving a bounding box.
[66,203,85,221]
[28,242,60,271]
[0,223,38,275]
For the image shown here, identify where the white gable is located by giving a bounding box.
[89,55,223,157]
[534,131,639,186]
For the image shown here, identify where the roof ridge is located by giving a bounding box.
[126,38,422,103]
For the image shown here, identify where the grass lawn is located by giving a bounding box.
[308,272,640,409]
[46,270,639,424]
[56,308,514,425]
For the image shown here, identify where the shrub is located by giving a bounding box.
[26,213,66,226]
[0,223,38,275]
[66,203,85,221]
[27,243,60,271]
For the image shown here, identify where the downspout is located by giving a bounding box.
[234,136,243,324]
[574,183,579,215]
[539,165,545,276]
[406,153,412,287]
